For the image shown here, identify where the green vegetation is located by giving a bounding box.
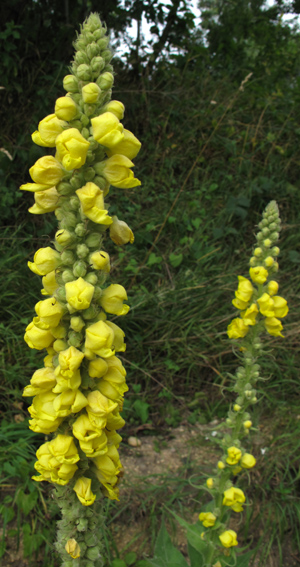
[1,0,300,565]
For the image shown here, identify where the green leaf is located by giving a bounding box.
[170,513,207,555]
[112,560,127,567]
[133,400,150,424]
[124,552,137,565]
[0,505,15,525]
[16,489,38,516]
[191,218,201,229]
[149,519,189,567]
[169,252,183,268]
[235,550,255,567]
[147,253,162,266]
[187,541,205,567]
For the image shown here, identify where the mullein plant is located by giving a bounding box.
[197,201,288,567]
[20,14,141,567]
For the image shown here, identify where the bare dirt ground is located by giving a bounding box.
[1,421,299,567]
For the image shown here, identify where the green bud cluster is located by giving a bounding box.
[249,200,281,272]
[54,485,105,567]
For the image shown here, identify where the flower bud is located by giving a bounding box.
[89,250,110,271]
[62,270,74,283]
[55,96,78,121]
[86,43,100,59]
[91,56,105,74]
[55,229,74,247]
[77,244,90,259]
[97,72,114,90]
[68,330,83,348]
[77,63,92,81]
[61,250,75,265]
[206,478,214,488]
[65,539,80,559]
[217,461,225,470]
[264,256,274,267]
[85,272,98,285]
[233,404,241,411]
[272,246,280,256]
[75,223,86,237]
[70,316,85,332]
[110,216,134,245]
[263,238,272,248]
[86,233,102,247]
[63,75,79,93]
[254,247,262,257]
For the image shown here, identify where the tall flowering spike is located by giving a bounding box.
[197,201,288,566]
[20,13,141,566]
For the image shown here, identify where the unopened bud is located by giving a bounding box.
[77,244,90,259]
[73,260,87,278]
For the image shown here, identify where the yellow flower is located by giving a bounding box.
[91,112,124,148]
[240,453,256,469]
[65,539,80,559]
[76,182,112,225]
[33,440,78,485]
[86,390,118,429]
[223,487,245,508]
[268,281,279,296]
[219,530,238,548]
[105,320,126,353]
[257,293,275,317]
[79,430,108,458]
[88,357,109,378]
[85,320,115,358]
[206,478,214,488]
[264,317,283,337]
[233,404,241,411]
[232,297,249,310]
[41,271,59,296]
[227,318,249,339]
[53,389,88,417]
[249,266,268,284]
[103,100,125,120]
[273,296,288,318]
[72,413,102,442]
[217,461,225,470]
[29,186,60,215]
[65,277,94,311]
[34,298,64,329]
[89,250,110,271]
[106,129,141,160]
[102,155,141,189]
[55,96,78,120]
[235,276,253,303]
[109,216,134,245]
[199,512,216,527]
[106,408,125,430]
[226,447,242,465]
[242,303,258,326]
[55,346,85,377]
[20,157,64,193]
[24,321,54,350]
[55,128,90,170]
[22,367,57,397]
[31,113,66,147]
[70,316,85,332]
[93,444,122,484]
[100,284,130,316]
[243,420,252,429]
[73,477,96,506]
[28,391,57,421]
[28,247,61,276]
[29,416,62,434]
[82,82,101,103]
[48,435,80,465]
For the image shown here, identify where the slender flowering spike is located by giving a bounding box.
[20,13,141,566]
[197,201,288,565]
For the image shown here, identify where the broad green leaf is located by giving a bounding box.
[147,253,162,266]
[169,252,183,268]
[133,400,150,424]
[187,541,205,567]
[171,513,207,555]
[124,552,137,565]
[16,489,38,516]
[149,519,189,567]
